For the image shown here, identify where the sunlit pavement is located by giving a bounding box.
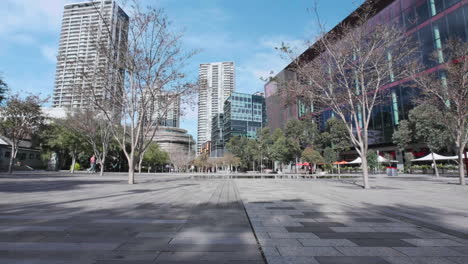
[0,173,467,264]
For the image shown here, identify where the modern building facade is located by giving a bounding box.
[197,62,235,154]
[210,113,224,157]
[219,92,266,155]
[53,0,129,109]
[265,0,468,161]
[153,93,181,128]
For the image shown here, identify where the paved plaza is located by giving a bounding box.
[0,173,467,264]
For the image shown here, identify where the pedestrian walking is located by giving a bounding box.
[90,155,96,173]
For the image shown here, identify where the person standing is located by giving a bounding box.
[90,155,96,173]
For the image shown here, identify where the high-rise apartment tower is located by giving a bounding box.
[197,62,235,154]
[53,0,128,108]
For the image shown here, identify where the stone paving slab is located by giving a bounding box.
[236,179,468,264]
[0,176,265,264]
[2,174,468,264]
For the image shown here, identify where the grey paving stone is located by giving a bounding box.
[266,207,296,210]
[94,219,187,224]
[0,225,68,232]
[285,226,334,233]
[0,242,119,251]
[384,256,459,264]
[300,222,346,227]
[349,239,415,247]
[155,251,263,261]
[262,246,281,257]
[402,239,465,247]
[450,246,468,255]
[0,259,94,264]
[335,247,405,256]
[315,256,391,264]
[266,256,319,264]
[258,238,302,247]
[277,246,343,256]
[299,238,357,247]
[170,237,257,245]
[352,218,394,223]
[137,232,177,238]
[447,257,468,264]
[393,247,467,256]
[330,227,377,232]
[269,232,320,239]
[315,232,418,239]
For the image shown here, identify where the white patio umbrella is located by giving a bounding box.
[348,156,391,164]
[411,153,458,162]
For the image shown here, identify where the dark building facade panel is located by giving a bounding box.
[265,0,467,149]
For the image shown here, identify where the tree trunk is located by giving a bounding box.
[99,153,107,177]
[70,154,76,174]
[128,155,135,184]
[7,149,15,175]
[458,148,466,185]
[431,152,439,178]
[361,154,370,189]
[138,156,143,174]
[295,156,298,173]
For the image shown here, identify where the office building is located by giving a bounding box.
[197,62,235,154]
[152,93,181,128]
[210,113,224,157]
[53,0,129,108]
[265,0,467,161]
[220,92,266,154]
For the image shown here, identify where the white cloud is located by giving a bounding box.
[1,0,72,34]
[40,45,57,64]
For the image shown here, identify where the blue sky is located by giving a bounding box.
[0,0,363,140]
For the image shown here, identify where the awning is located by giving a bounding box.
[347,156,393,164]
[333,161,348,165]
[412,153,459,162]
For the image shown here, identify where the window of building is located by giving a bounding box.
[447,7,467,41]
[29,153,34,160]
[415,1,430,24]
[445,0,461,9]
[5,152,10,158]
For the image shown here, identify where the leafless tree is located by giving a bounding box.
[169,151,190,172]
[409,38,468,185]
[65,109,113,176]
[62,1,198,184]
[278,3,418,189]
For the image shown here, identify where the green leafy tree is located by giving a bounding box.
[226,136,251,170]
[143,143,169,172]
[285,119,319,172]
[246,139,260,171]
[409,104,450,177]
[301,147,323,173]
[392,120,413,151]
[257,127,273,171]
[367,150,379,173]
[404,152,414,173]
[323,147,338,164]
[326,118,352,153]
[270,129,293,171]
[41,122,89,173]
[0,95,44,174]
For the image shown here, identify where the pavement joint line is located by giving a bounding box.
[235,180,268,264]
